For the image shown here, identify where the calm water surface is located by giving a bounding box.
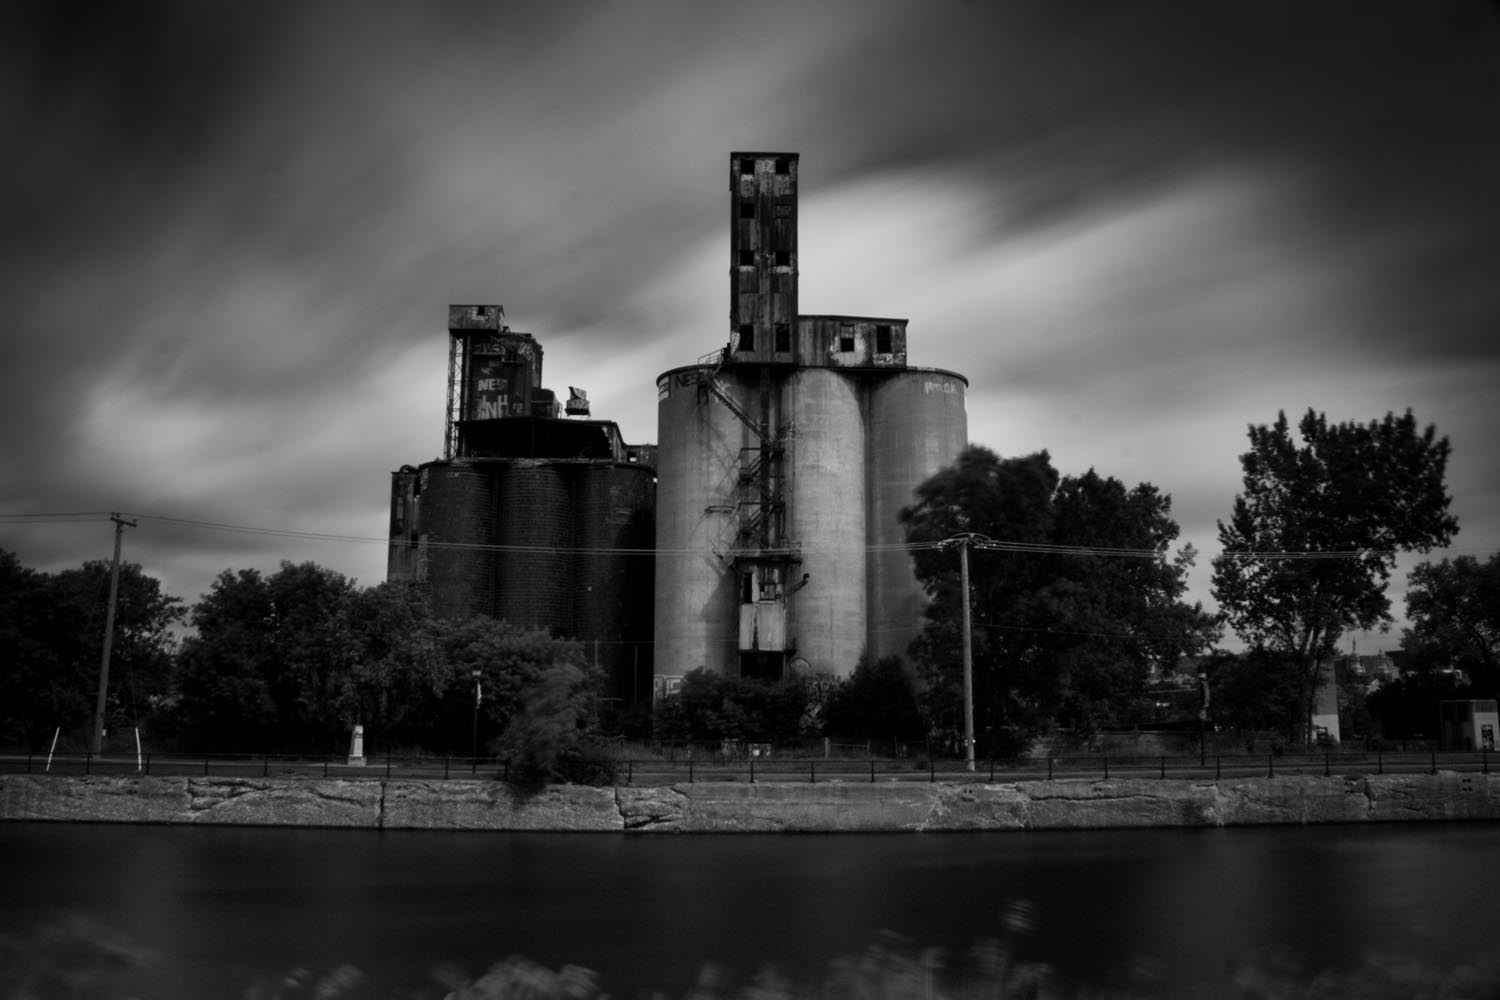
[3,821,1499,996]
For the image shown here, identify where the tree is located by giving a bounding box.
[902,448,1216,756]
[0,550,183,750]
[821,655,925,748]
[1212,409,1458,743]
[497,660,614,787]
[1400,554,1500,694]
[173,562,356,752]
[340,581,447,745]
[1199,649,1304,742]
[652,670,811,746]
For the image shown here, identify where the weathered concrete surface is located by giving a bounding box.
[382,780,621,831]
[1020,778,1221,830]
[0,774,383,827]
[4,772,1500,832]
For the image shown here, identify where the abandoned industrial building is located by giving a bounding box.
[388,152,967,703]
[386,307,657,703]
[653,152,967,694]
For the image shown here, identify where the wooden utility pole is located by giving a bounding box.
[92,512,136,755]
[959,535,975,772]
[942,532,989,772]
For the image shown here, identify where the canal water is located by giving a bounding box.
[2,821,1498,997]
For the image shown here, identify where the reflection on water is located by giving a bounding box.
[2,822,1499,997]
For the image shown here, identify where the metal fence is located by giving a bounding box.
[3,748,1494,784]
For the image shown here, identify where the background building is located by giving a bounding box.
[653,153,967,692]
[388,305,656,703]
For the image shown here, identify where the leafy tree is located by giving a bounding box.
[822,655,925,748]
[1199,649,1304,741]
[901,448,1216,756]
[173,562,356,752]
[1400,554,1500,695]
[1212,409,1458,743]
[497,660,614,787]
[173,567,281,751]
[0,550,183,750]
[340,581,446,744]
[441,618,588,753]
[652,669,811,746]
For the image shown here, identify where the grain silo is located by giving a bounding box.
[653,153,967,692]
[388,305,657,703]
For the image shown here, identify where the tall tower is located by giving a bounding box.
[730,153,798,361]
[653,154,968,693]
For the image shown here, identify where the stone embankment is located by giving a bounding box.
[4,771,1499,832]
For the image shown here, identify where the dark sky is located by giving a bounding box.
[3,0,1498,652]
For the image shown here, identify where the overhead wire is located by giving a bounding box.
[0,509,1451,561]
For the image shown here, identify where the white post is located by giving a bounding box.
[348,724,366,766]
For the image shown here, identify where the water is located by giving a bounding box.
[3,821,1499,997]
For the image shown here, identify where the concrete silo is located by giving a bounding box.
[653,154,967,690]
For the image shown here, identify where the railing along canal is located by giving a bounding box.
[4,748,1494,784]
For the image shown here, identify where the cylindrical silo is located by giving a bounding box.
[494,461,572,634]
[418,461,497,621]
[785,367,867,678]
[574,462,656,702]
[654,365,745,686]
[866,369,968,665]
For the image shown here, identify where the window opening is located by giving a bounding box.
[738,249,755,267]
[774,158,790,174]
[739,158,755,175]
[876,324,892,354]
[839,325,855,352]
[737,324,755,352]
[775,323,791,352]
[739,200,756,219]
[774,250,790,267]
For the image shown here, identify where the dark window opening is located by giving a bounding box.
[774,158,790,174]
[739,158,755,175]
[839,326,855,352]
[738,249,755,267]
[774,250,790,267]
[775,323,791,352]
[876,324,892,354]
[739,200,756,219]
[741,572,754,604]
[737,324,755,351]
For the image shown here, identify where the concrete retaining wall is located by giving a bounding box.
[3,772,1498,832]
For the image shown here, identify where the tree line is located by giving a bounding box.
[2,407,1486,770]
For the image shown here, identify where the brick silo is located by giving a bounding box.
[388,305,656,703]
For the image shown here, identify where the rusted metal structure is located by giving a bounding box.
[388,305,656,703]
[653,153,968,693]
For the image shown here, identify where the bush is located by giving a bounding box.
[652,670,811,746]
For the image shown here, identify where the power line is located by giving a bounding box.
[0,509,1478,562]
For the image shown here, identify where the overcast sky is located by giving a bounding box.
[3,0,1497,655]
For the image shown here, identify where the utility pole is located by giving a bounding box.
[942,532,989,772]
[93,512,136,755]
[959,535,975,772]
